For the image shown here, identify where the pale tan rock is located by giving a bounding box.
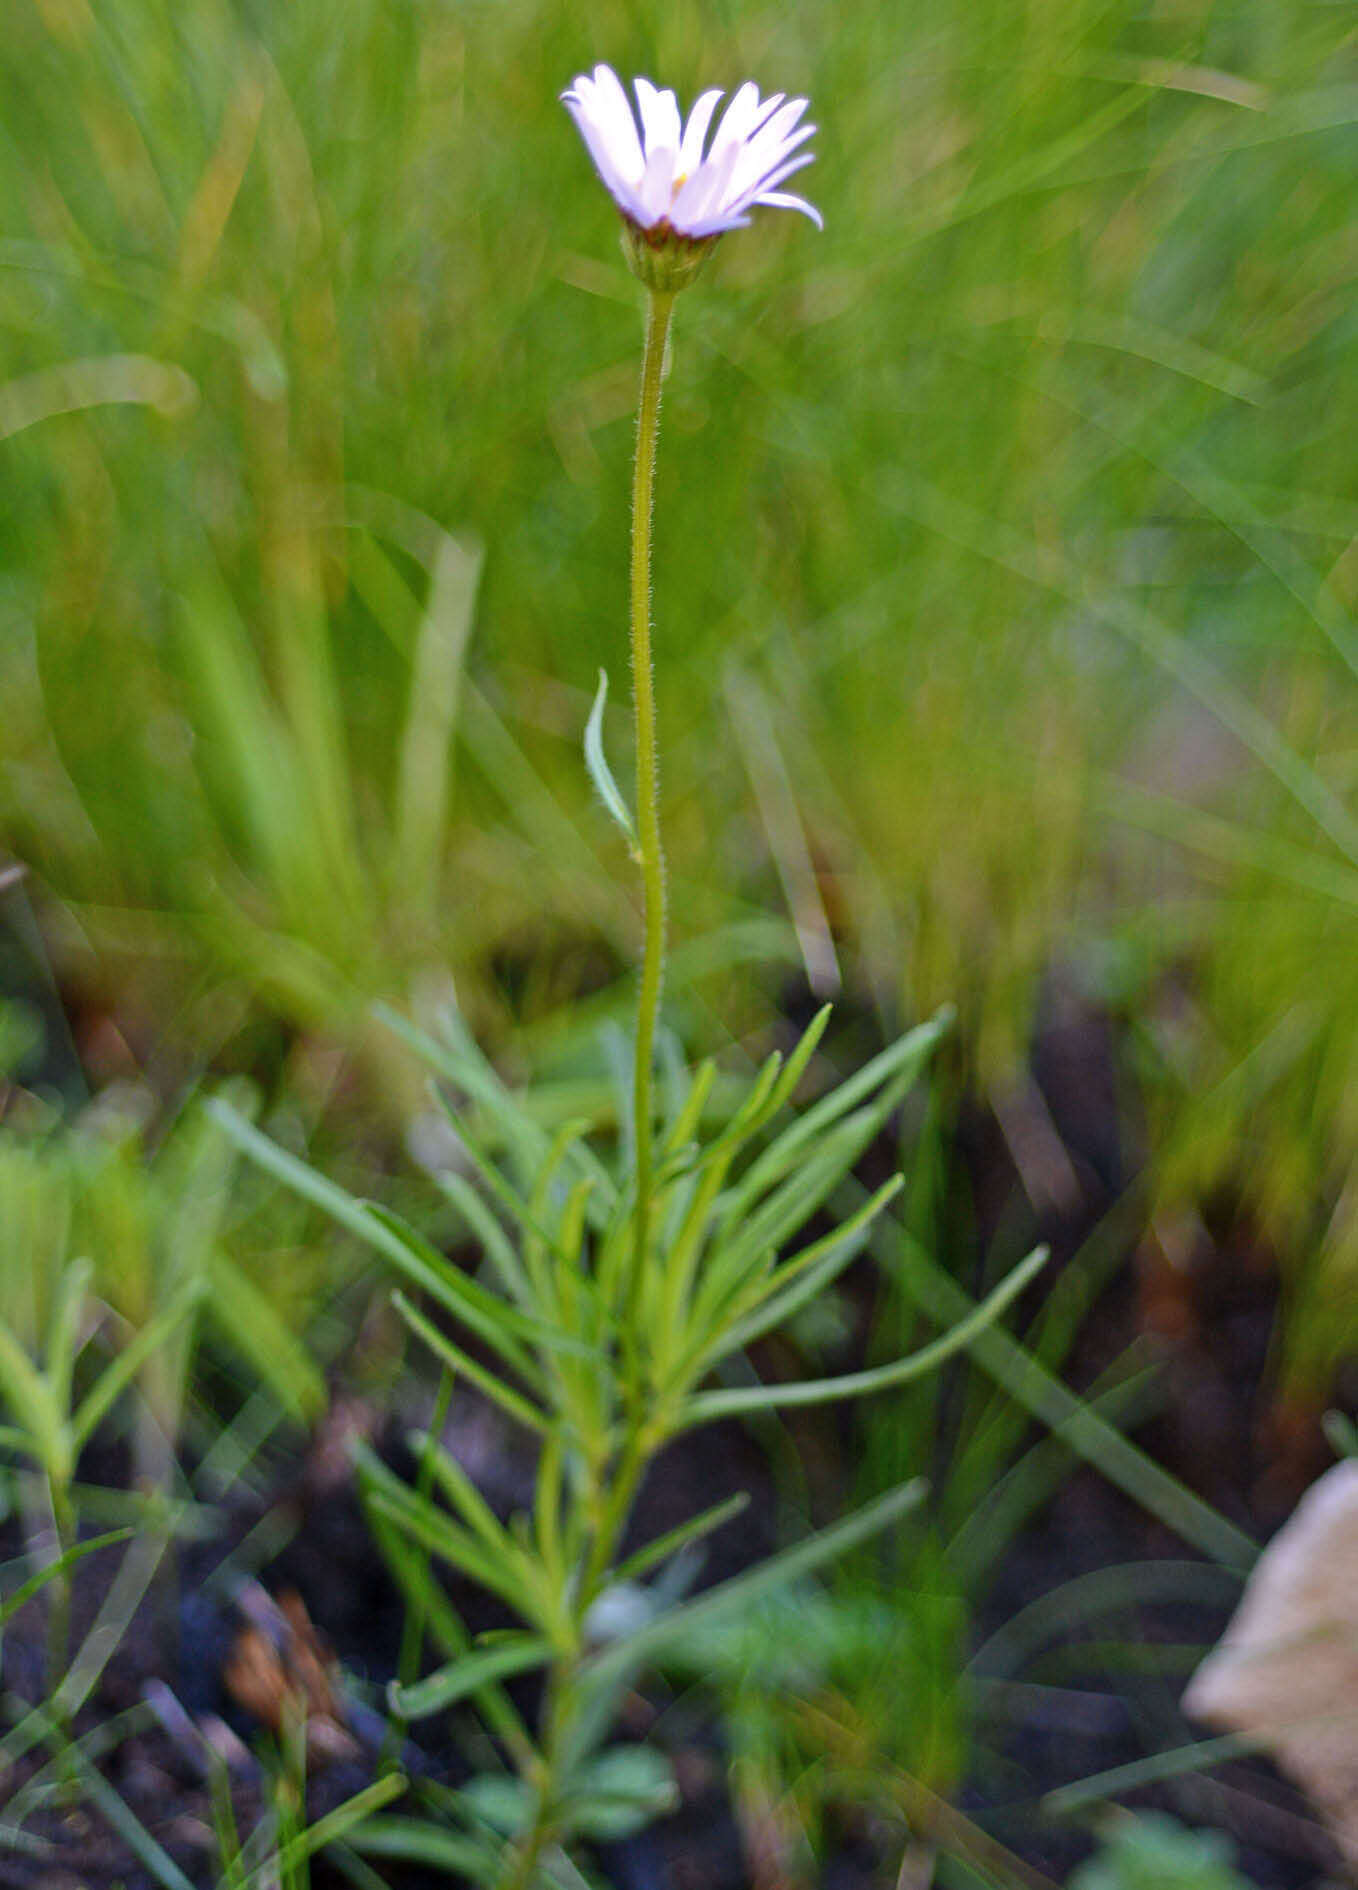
[1183,1460,1358,1863]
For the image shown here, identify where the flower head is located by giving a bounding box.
[562,65,820,287]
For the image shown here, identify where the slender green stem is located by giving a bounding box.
[497,285,678,1890]
[494,1437,647,1890]
[627,287,675,1342]
[45,1473,74,1716]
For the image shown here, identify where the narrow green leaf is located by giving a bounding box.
[71,1283,204,1452]
[322,1845,390,1890]
[362,1205,559,1370]
[24,1704,198,1890]
[659,1057,717,1161]
[690,1106,892,1338]
[376,1003,615,1214]
[522,1119,594,1314]
[391,1292,548,1435]
[556,1176,594,1270]
[391,530,482,906]
[724,1009,950,1223]
[732,1169,902,1316]
[0,1323,66,1474]
[390,1632,553,1720]
[1042,1732,1258,1817]
[365,1490,530,1615]
[655,1038,820,1340]
[45,1258,93,1419]
[359,1451,535,1761]
[433,1169,532,1308]
[347,1820,498,1878]
[262,1773,408,1880]
[760,1003,834,1120]
[204,1101,556,1372]
[699,1176,906,1370]
[613,1491,750,1587]
[366,1478,549,1629]
[205,1252,327,1422]
[679,1245,1048,1424]
[534,1431,565,1592]
[888,1234,1257,1570]
[419,1102,607,1332]
[584,670,637,847]
[0,1527,133,1628]
[411,1427,522,1560]
[208,1755,245,1889]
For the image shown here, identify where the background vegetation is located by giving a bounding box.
[2,0,1357,1879]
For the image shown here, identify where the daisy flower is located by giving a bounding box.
[562,64,820,284]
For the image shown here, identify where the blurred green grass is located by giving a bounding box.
[2,0,1357,1374]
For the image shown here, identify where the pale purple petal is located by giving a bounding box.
[752,190,823,228]
[734,149,817,206]
[633,77,682,158]
[670,138,740,232]
[564,66,819,243]
[707,82,764,159]
[562,96,627,195]
[728,122,817,202]
[635,144,678,226]
[585,64,645,183]
[678,88,724,173]
[748,97,811,153]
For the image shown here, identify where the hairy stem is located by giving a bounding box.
[627,287,675,1348]
[495,292,678,1890]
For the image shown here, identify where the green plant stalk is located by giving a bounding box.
[627,286,676,1354]
[494,292,677,1890]
[44,1468,75,1717]
[493,1430,649,1890]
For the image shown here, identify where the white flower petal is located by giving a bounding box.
[738,149,817,205]
[636,143,678,225]
[760,97,811,146]
[727,103,813,172]
[728,122,817,203]
[670,138,740,232]
[727,90,786,155]
[752,190,823,229]
[563,66,819,241]
[563,98,630,203]
[707,81,763,158]
[583,64,644,184]
[633,77,682,159]
[678,88,724,173]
